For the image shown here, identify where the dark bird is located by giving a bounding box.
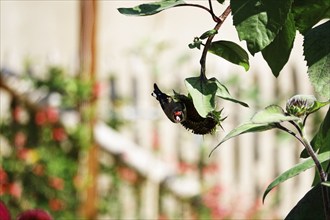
[152,83,220,135]
[152,83,186,123]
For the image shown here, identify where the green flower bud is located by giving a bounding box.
[285,95,316,117]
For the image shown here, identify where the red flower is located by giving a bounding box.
[0,201,11,220]
[8,182,22,199]
[0,168,8,196]
[35,110,47,126]
[0,184,7,196]
[12,106,23,123]
[49,199,64,211]
[14,131,27,147]
[52,127,67,141]
[49,177,64,190]
[17,209,53,220]
[17,148,29,160]
[46,107,59,124]
[0,168,8,184]
[32,164,45,176]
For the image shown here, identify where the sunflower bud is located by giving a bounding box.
[285,95,316,117]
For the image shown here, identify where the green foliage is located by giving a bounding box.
[291,0,330,34]
[185,76,247,118]
[261,13,296,77]
[231,0,293,55]
[208,40,250,71]
[262,151,330,203]
[118,0,185,16]
[209,105,301,155]
[310,108,330,156]
[304,21,330,99]
[285,184,330,220]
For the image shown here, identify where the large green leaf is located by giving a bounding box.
[231,0,293,55]
[210,122,274,156]
[261,13,296,77]
[208,40,250,71]
[185,77,248,118]
[118,0,185,16]
[251,105,300,124]
[263,151,330,202]
[285,184,330,220]
[292,0,330,34]
[210,105,301,155]
[185,77,217,118]
[304,21,330,99]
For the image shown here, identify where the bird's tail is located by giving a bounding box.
[152,83,168,101]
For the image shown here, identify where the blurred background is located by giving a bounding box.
[0,1,320,219]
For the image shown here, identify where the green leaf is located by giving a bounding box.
[185,77,248,118]
[285,184,330,220]
[118,0,185,16]
[304,21,330,99]
[231,0,293,54]
[212,78,249,107]
[210,105,300,155]
[200,29,218,40]
[262,151,330,202]
[311,107,330,155]
[251,105,300,124]
[208,41,250,71]
[210,122,274,156]
[322,181,330,187]
[292,0,330,34]
[261,13,296,77]
[185,77,217,117]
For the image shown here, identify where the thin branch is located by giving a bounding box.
[200,5,231,80]
[175,3,220,22]
[275,123,305,146]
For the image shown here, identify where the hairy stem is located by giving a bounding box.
[200,5,231,80]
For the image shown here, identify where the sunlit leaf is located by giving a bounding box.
[185,77,217,118]
[208,41,250,71]
[210,122,274,156]
[118,0,185,16]
[322,181,330,187]
[263,151,330,202]
[231,0,293,54]
[252,105,300,124]
[304,21,330,99]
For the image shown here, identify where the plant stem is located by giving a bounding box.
[301,129,330,220]
[276,123,330,219]
[175,3,221,22]
[200,5,231,80]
